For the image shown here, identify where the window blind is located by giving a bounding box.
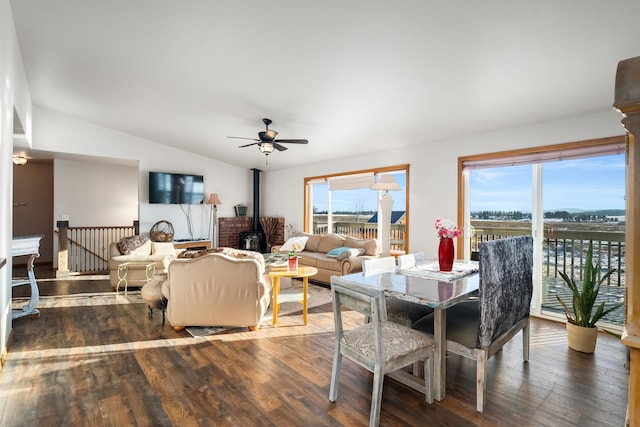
[328,172,375,191]
[462,142,626,171]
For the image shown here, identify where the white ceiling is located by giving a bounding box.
[10,1,640,171]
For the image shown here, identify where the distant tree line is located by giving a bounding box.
[313,208,377,215]
[472,210,531,220]
[471,209,625,222]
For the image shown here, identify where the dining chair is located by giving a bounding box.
[397,252,425,270]
[362,256,396,276]
[329,278,434,427]
[363,257,434,326]
[412,235,534,412]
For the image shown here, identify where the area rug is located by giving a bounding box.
[185,281,332,338]
[186,325,239,338]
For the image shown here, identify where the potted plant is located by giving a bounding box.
[556,240,623,353]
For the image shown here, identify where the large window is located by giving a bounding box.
[459,137,626,328]
[304,165,409,252]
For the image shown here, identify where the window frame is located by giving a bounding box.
[304,164,410,250]
[457,135,626,322]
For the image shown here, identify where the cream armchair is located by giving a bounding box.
[161,249,272,331]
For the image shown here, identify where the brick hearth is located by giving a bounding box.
[218,217,285,250]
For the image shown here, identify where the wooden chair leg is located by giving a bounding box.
[523,320,530,362]
[370,367,385,427]
[329,348,342,402]
[423,354,434,404]
[476,349,488,413]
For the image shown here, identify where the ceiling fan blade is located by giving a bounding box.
[227,136,260,141]
[272,142,288,151]
[273,139,309,144]
[238,142,259,148]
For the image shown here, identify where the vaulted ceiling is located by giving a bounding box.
[10,1,640,170]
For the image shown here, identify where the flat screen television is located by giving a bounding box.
[149,171,204,204]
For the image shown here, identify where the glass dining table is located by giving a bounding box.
[331,261,480,401]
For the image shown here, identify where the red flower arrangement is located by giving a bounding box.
[434,218,463,239]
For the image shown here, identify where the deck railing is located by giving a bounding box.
[471,223,625,287]
[312,222,406,251]
[56,221,139,275]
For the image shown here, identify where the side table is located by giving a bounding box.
[11,235,44,320]
[116,261,156,294]
[268,266,318,326]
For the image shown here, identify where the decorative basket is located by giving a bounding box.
[149,220,174,242]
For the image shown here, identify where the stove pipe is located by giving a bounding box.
[252,168,261,231]
[238,168,266,252]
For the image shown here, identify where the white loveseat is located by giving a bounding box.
[107,236,181,290]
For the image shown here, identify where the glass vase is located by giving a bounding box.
[288,255,298,272]
[438,237,454,272]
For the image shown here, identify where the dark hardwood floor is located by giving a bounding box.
[1,269,629,426]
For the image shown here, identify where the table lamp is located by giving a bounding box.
[371,175,401,257]
[207,193,222,247]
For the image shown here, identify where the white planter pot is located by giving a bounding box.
[566,322,598,353]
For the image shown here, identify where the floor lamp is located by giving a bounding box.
[207,193,222,248]
[371,175,401,257]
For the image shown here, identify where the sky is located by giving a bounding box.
[310,154,625,214]
[312,173,407,213]
[469,154,626,212]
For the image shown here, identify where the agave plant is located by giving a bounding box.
[556,240,623,328]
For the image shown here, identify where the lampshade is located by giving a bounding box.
[264,129,278,140]
[12,155,27,166]
[207,193,222,205]
[259,143,275,154]
[371,174,400,191]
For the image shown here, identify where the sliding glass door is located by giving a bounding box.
[460,138,626,328]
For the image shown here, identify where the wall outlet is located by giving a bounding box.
[61,214,69,221]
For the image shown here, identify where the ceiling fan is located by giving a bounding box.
[227,118,309,156]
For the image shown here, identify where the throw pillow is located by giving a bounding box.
[177,248,224,258]
[280,236,309,252]
[298,233,321,252]
[344,236,380,256]
[152,242,177,256]
[117,235,150,255]
[327,246,354,257]
[336,247,366,260]
[317,234,346,253]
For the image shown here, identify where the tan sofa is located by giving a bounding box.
[272,233,380,285]
[161,248,272,331]
[108,236,181,290]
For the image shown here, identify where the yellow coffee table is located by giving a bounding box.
[268,266,318,326]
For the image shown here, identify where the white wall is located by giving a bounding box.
[262,109,625,258]
[54,158,138,227]
[31,106,252,241]
[1,0,33,358]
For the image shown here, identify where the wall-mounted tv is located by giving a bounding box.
[149,171,204,204]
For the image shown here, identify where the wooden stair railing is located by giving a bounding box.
[56,221,139,276]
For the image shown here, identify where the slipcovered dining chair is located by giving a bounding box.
[412,235,534,412]
[397,252,425,270]
[363,257,433,326]
[329,278,434,427]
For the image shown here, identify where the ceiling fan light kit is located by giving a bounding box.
[228,118,309,160]
[259,143,275,154]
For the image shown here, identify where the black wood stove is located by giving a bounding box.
[239,168,266,252]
